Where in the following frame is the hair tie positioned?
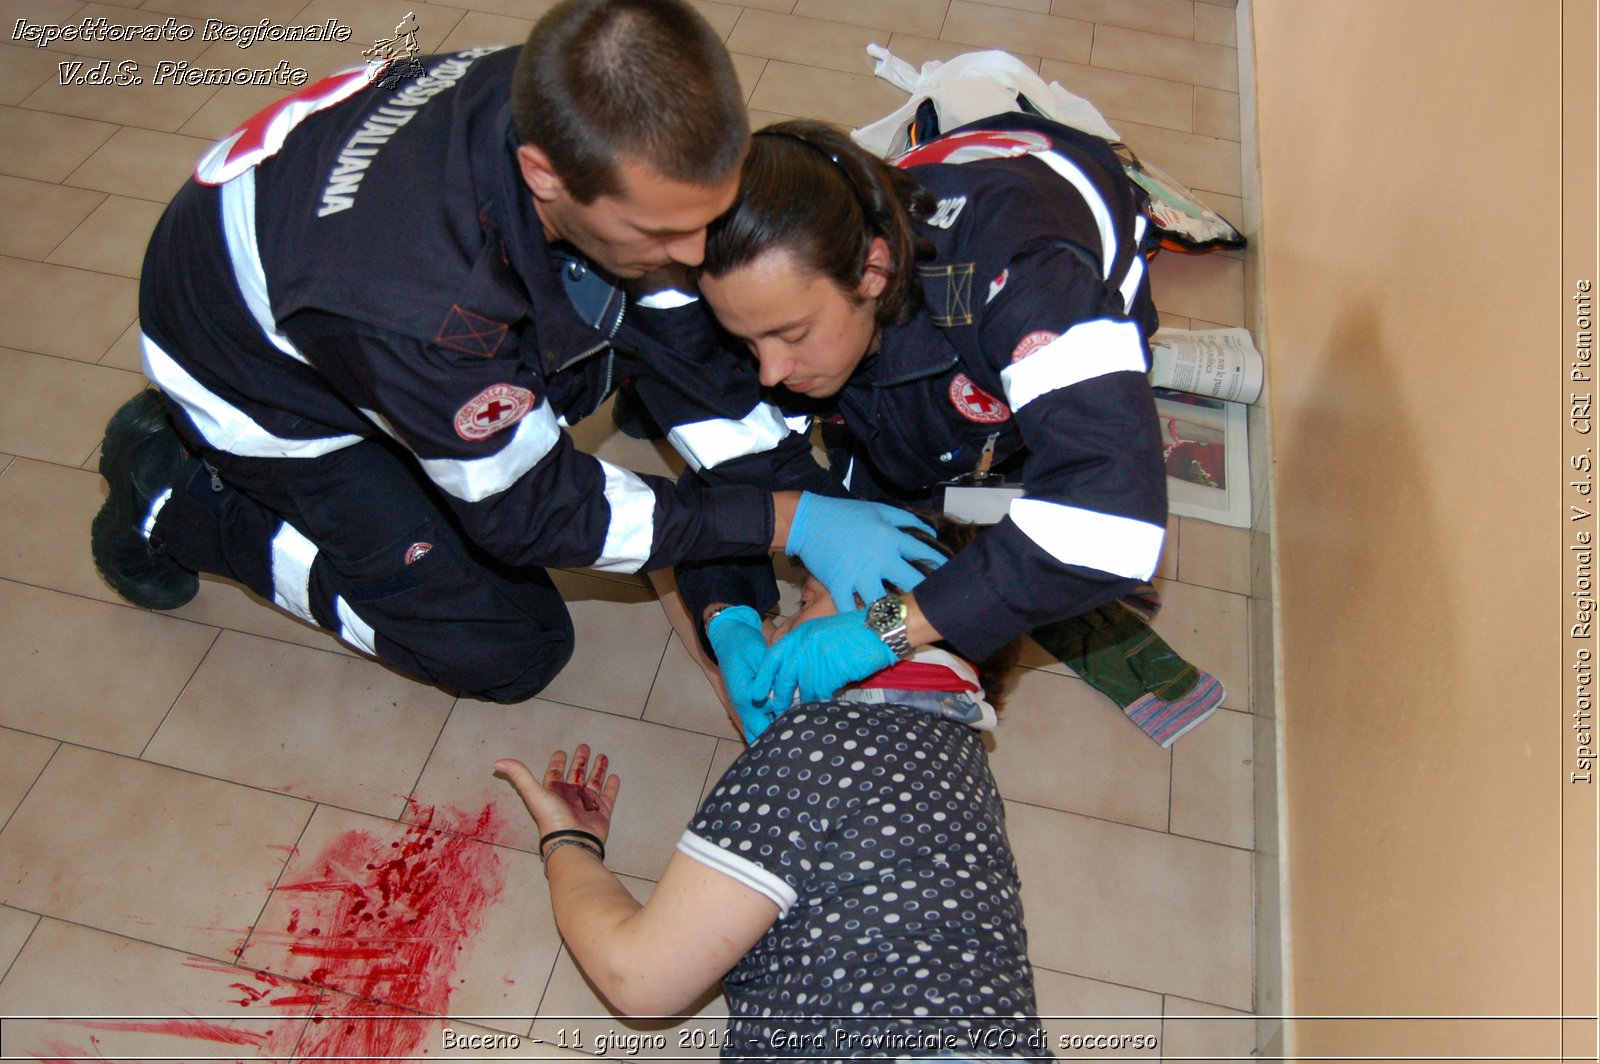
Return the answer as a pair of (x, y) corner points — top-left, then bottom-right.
(540, 828), (606, 862)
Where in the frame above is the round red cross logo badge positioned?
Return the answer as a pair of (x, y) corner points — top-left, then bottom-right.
(1011, 330), (1059, 363)
(455, 383), (535, 441)
(949, 374), (1011, 424)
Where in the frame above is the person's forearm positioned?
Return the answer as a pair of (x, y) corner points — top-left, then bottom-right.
(901, 591), (944, 648)
(543, 846), (657, 1013)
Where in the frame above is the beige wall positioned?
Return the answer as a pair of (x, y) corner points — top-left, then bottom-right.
(1250, 1), (1587, 1057)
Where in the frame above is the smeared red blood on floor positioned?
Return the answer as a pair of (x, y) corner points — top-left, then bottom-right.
(27, 803), (509, 1062)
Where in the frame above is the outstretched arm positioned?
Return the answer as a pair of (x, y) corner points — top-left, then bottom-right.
(494, 748), (779, 1017)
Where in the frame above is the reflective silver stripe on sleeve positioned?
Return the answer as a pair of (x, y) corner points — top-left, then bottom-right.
(676, 831), (796, 916)
(270, 521), (319, 623)
(1000, 319), (1146, 412)
(590, 460), (658, 573)
(1118, 252), (1146, 314)
(334, 596), (378, 656)
(142, 334), (362, 458)
(415, 403), (561, 502)
(667, 402), (793, 472)
(1034, 149), (1116, 280)
(219, 169), (307, 363)
(1007, 498), (1164, 580)
(633, 288), (698, 309)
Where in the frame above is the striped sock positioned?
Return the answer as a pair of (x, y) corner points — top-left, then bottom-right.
(1124, 670), (1225, 748)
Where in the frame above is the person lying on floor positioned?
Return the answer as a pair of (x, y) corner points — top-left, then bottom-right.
(495, 517), (1050, 1060)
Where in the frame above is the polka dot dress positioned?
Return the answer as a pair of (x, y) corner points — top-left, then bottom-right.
(679, 700), (1047, 1061)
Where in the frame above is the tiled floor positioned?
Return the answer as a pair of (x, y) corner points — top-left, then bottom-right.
(0, 0), (1258, 1059)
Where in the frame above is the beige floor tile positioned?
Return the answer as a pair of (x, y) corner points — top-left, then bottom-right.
(968, 0), (1051, 11)
(539, 570), (671, 717)
(45, 194), (165, 276)
(0, 351), (143, 463)
(414, 697), (719, 882)
(0, 579), (219, 753)
(143, 0), (321, 21)
(730, 51), (769, 100)
(1117, 118), (1241, 197)
(1169, 706), (1252, 849)
(22, 58), (216, 134)
(29, 4), (210, 64)
(1150, 577), (1248, 711)
(727, 9), (881, 76)
(437, 10), (538, 52)
(1157, 514), (1181, 579)
(1148, 245), (1244, 324)
(7, 0), (84, 23)
(1031, 967), (1161, 1059)
(0, 106), (119, 183)
(0, 175), (106, 259)
(1005, 800), (1252, 1008)
(144, 629), (454, 816)
(175, 576), (365, 653)
(1176, 514), (1251, 593)
(699, 736), (746, 805)
(0, 919), (310, 1060)
(1038, 59), (1193, 133)
(1193, 85), (1239, 141)
(1091, 24), (1236, 92)
(0, 906), (41, 978)
(0, 745), (312, 959)
(791, 0), (950, 39)
(0, 44), (66, 107)
(186, 0), (467, 77)
(642, 631), (742, 741)
(1050, 0), (1194, 40)
(62, 125), (214, 200)
(176, 80), (301, 140)
(747, 105), (800, 130)
(884, 32), (1043, 72)
(0, 459), (144, 602)
(690, 0), (744, 39)
(1193, 2), (1237, 47)
(0, 728), (57, 825)
(747, 59), (909, 127)
(1162, 994), (1256, 1059)
(237, 804), (555, 1033)
(100, 317), (144, 369)
(940, 1), (1092, 66)
(0, 257), (138, 361)
(988, 666), (1172, 829)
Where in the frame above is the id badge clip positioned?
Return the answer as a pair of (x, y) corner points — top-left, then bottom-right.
(939, 433), (1022, 525)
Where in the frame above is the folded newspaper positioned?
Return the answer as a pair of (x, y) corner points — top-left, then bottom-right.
(1149, 327), (1264, 404)
(1147, 328), (1262, 528)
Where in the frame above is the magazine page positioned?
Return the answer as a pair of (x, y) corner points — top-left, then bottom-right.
(1149, 327), (1264, 405)
(1154, 387), (1251, 528)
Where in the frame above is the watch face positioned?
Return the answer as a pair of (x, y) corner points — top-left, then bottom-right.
(868, 596), (906, 631)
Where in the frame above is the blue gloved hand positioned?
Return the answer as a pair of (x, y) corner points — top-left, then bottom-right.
(706, 605), (781, 743)
(753, 608), (897, 710)
(785, 492), (949, 609)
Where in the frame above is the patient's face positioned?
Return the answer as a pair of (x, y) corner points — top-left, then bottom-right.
(768, 574), (839, 643)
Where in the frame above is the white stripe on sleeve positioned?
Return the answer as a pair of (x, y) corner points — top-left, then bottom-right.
(270, 521), (319, 623)
(334, 596), (378, 656)
(676, 831), (796, 916)
(633, 288), (698, 309)
(1000, 319), (1146, 412)
(142, 334), (362, 459)
(219, 170), (308, 363)
(1008, 498), (1164, 580)
(416, 404), (561, 502)
(668, 402), (794, 472)
(590, 460), (658, 573)
(1034, 149), (1116, 279)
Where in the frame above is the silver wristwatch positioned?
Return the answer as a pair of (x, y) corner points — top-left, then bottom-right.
(864, 594), (913, 659)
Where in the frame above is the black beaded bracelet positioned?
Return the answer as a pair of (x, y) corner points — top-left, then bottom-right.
(540, 828), (605, 862)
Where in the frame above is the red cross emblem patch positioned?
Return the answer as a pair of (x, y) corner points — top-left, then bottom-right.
(455, 383), (535, 441)
(949, 374), (1011, 424)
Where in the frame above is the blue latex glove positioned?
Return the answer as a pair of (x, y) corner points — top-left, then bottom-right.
(785, 492), (950, 609)
(753, 608), (897, 711)
(706, 606), (782, 743)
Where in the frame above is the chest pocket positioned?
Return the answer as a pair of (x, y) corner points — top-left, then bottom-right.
(864, 370), (1024, 489)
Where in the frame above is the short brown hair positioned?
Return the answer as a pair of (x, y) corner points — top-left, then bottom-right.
(512, 0), (749, 203)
